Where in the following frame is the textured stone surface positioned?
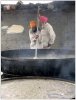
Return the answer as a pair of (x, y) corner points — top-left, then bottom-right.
(1, 79), (75, 99)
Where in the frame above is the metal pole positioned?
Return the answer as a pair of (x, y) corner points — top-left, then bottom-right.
(34, 6), (40, 59)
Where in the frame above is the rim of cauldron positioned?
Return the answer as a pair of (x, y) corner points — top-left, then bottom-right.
(1, 74), (75, 84)
(1, 56), (75, 61)
(1, 48), (75, 51)
(1, 49), (75, 60)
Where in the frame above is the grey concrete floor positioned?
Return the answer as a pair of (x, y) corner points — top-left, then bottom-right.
(1, 9), (75, 51)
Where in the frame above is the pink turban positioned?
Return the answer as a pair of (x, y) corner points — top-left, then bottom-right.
(39, 16), (48, 23)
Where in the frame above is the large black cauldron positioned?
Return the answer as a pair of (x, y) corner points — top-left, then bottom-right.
(1, 49), (75, 82)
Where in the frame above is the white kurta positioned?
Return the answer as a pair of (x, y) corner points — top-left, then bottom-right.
(29, 29), (42, 49)
(39, 23), (56, 48)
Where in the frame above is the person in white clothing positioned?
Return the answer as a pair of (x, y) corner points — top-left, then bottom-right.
(29, 20), (41, 49)
(39, 16), (56, 48)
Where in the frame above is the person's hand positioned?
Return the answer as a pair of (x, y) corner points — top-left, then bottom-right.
(43, 44), (51, 49)
(33, 34), (39, 40)
(35, 35), (39, 39)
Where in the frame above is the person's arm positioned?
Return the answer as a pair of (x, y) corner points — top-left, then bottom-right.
(36, 31), (42, 43)
(29, 30), (38, 42)
(29, 30), (35, 41)
(48, 25), (56, 45)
